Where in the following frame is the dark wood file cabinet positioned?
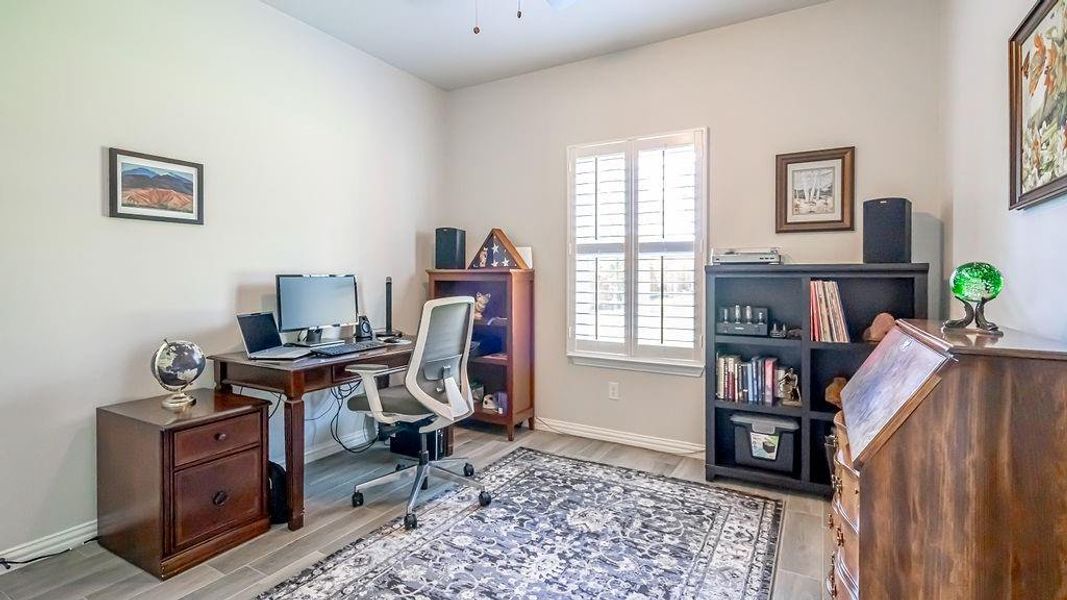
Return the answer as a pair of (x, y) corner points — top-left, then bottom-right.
(97, 388), (270, 579)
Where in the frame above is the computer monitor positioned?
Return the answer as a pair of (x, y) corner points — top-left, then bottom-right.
(276, 274), (358, 345)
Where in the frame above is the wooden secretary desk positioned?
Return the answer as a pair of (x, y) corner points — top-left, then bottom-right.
(827, 320), (1067, 599)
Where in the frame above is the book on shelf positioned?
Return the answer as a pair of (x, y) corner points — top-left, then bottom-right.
(810, 280), (851, 343)
(715, 353), (781, 405)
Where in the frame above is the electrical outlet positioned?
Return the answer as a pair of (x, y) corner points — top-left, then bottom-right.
(607, 382), (620, 401)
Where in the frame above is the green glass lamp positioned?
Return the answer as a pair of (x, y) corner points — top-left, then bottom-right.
(942, 262), (1003, 336)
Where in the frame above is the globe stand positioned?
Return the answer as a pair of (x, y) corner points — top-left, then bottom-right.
(942, 298), (1003, 337)
(161, 385), (197, 410)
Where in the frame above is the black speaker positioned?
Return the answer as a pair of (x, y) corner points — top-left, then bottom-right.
(435, 227), (466, 269)
(863, 198), (912, 263)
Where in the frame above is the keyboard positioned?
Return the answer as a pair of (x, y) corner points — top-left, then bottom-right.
(313, 339), (387, 357)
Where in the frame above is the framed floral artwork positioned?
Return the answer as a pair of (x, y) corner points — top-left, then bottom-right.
(1011, 0), (1067, 210)
(775, 147), (855, 232)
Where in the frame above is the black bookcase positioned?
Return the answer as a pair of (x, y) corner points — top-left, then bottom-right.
(704, 263), (929, 494)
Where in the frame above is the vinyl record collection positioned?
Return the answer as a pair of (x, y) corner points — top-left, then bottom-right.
(810, 280), (851, 343)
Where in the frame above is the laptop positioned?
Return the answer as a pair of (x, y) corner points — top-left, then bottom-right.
(236, 312), (312, 360)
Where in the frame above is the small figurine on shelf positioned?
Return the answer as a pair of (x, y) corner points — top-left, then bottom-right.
(778, 368), (802, 407)
(825, 376), (848, 408)
(473, 292), (491, 321)
(863, 312), (895, 342)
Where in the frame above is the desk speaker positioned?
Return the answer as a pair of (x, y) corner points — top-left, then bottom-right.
(863, 198), (911, 263)
(435, 228), (466, 269)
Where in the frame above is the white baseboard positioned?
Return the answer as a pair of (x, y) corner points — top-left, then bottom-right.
(303, 429), (376, 463)
(535, 417), (705, 456)
(1, 429), (376, 575)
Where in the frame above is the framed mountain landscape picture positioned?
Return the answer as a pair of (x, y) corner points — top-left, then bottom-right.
(1011, 0), (1067, 210)
(109, 148), (203, 224)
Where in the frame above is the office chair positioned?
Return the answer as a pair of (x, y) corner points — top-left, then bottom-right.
(344, 296), (491, 530)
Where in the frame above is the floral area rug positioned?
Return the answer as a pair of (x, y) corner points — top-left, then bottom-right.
(259, 447), (782, 600)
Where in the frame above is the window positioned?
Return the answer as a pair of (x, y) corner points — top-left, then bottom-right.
(566, 129), (706, 376)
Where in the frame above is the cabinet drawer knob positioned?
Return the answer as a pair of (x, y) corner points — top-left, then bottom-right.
(212, 491), (229, 506)
(214, 432), (228, 442)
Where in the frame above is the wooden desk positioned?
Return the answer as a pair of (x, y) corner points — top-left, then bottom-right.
(827, 320), (1067, 598)
(209, 340), (414, 531)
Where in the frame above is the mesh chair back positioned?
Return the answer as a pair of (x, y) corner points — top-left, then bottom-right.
(405, 297), (475, 421)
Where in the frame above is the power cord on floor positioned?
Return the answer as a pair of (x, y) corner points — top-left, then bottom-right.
(0, 537), (100, 571)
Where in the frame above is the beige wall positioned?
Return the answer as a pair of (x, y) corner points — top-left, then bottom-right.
(0, 0), (445, 551)
(944, 0), (1067, 339)
(443, 0), (948, 448)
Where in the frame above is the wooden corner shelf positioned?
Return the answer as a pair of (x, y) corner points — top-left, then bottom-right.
(428, 269), (534, 440)
(705, 263), (929, 496)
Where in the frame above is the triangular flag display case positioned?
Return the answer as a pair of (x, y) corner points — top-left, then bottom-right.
(468, 228), (530, 270)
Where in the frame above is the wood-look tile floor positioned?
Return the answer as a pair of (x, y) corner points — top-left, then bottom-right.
(0, 425), (831, 600)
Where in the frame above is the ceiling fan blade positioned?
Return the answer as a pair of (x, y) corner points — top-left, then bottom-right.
(544, 0), (580, 9)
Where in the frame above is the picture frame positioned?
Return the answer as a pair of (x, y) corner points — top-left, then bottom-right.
(1010, 0), (1067, 210)
(775, 147), (855, 233)
(109, 148), (204, 225)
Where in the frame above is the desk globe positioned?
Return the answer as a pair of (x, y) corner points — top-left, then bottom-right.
(151, 339), (206, 409)
(943, 262), (1003, 335)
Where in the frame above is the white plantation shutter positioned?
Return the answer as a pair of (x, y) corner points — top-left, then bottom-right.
(571, 143), (629, 355)
(567, 129), (706, 374)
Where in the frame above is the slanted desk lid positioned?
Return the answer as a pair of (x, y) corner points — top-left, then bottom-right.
(841, 326), (950, 468)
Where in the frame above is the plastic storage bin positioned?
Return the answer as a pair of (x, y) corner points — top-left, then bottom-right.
(730, 414), (799, 473)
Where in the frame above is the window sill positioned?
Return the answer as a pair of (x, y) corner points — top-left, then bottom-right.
(567, 353), (705, 377)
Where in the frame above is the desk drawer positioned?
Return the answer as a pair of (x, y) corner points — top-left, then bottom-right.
(174, 413), (260, 467)
(834, 451), (860, 528)
(827, 552), (859, 600)
(831, 501), (859, 586)
(172, 448), (263, 549)
(833, 411), (852, 465)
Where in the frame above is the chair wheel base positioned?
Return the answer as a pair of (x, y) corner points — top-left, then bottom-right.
(404, 513), (418, 530)
(463, 463), (475, 477)
(351, 491), (364, 508)
(478, 490), (492, 507)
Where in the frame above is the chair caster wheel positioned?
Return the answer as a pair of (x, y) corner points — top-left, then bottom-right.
(404, 513), (418, 530)
(478, 491), (492, 507)
(463, 463), (475, 477)
(351, 491), (364, 508)
(395, 464), (404, 472)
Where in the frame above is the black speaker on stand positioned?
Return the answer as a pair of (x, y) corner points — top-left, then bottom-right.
(435, 227), (466, 269)
(378, 277), (402, 338)
(863, 198), (912, 264)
